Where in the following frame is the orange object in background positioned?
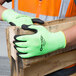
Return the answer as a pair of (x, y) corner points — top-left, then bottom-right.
(12, 0), (14, 9)
(64, 64), (76, 69)
(12, 0), (61, 16)
(36, 0), (43, 18)
(12, 0), (76, 18)
(66, 0), (76, 17)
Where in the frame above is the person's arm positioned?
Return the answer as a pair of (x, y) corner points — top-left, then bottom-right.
(0, 0), (6, 5)
(0, 5), (7, 20)
(0, 5), (44, 26)
(0, 0), (7, 20)
(0, 0), (12, 20)
(64, 25), (76, 47)
(0, 0), (11, 5)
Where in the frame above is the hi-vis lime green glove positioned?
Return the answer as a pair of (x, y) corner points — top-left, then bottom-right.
(2, 9), (44, 27)
(14, 25), (66, 58)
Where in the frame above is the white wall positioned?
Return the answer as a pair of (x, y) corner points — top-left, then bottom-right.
(0, 22), (10, 57)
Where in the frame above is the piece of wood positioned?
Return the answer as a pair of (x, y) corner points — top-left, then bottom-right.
(6, 16), (76, 76)
(6, 20), (76, 66)
(23, 50), (76, 76)
(6, 20), (76, 61)
(11, 57), (17, 76)
(44, 16), (76, 26)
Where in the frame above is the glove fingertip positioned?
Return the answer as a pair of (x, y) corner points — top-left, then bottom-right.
(19, 54), (25, 58)
(22, 24), (31, 30)
(14, 45), (17, 49)
(9, 22), (16, 26)
(14, 35), (21, 40)
(32, 18), (44, 24)
(17, 52), (20, 57)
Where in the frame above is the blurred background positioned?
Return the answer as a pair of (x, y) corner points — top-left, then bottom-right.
(0, 2), (12, 76)
(0, 2), (12, 57)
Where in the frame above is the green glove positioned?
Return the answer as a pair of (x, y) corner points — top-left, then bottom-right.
(2, 9), (44, 27)
(14, 25), (66, 58)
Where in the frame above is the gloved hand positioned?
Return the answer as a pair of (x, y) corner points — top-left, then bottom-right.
(14, 25), (66, 58)
(2, 9), (44, 27)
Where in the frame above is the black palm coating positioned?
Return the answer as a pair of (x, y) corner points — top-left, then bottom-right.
(17, 53), (29, 59)
(22, 25), (37, 33)
(32, 18), (44, 24)
(14, 45), (16, 49)
(14, 35), (21, 40)
(22, 24), (31, 30)
(13, 40), (24, 44)
(9, 22), (16, 26)
(13, 41), (15, 44)
(14, 44), (21, 48)
(18, 52), (27, 54)
(13, 40), (22, 44)
(17, 52), (19, 57)
(14, 45), (27, 54)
